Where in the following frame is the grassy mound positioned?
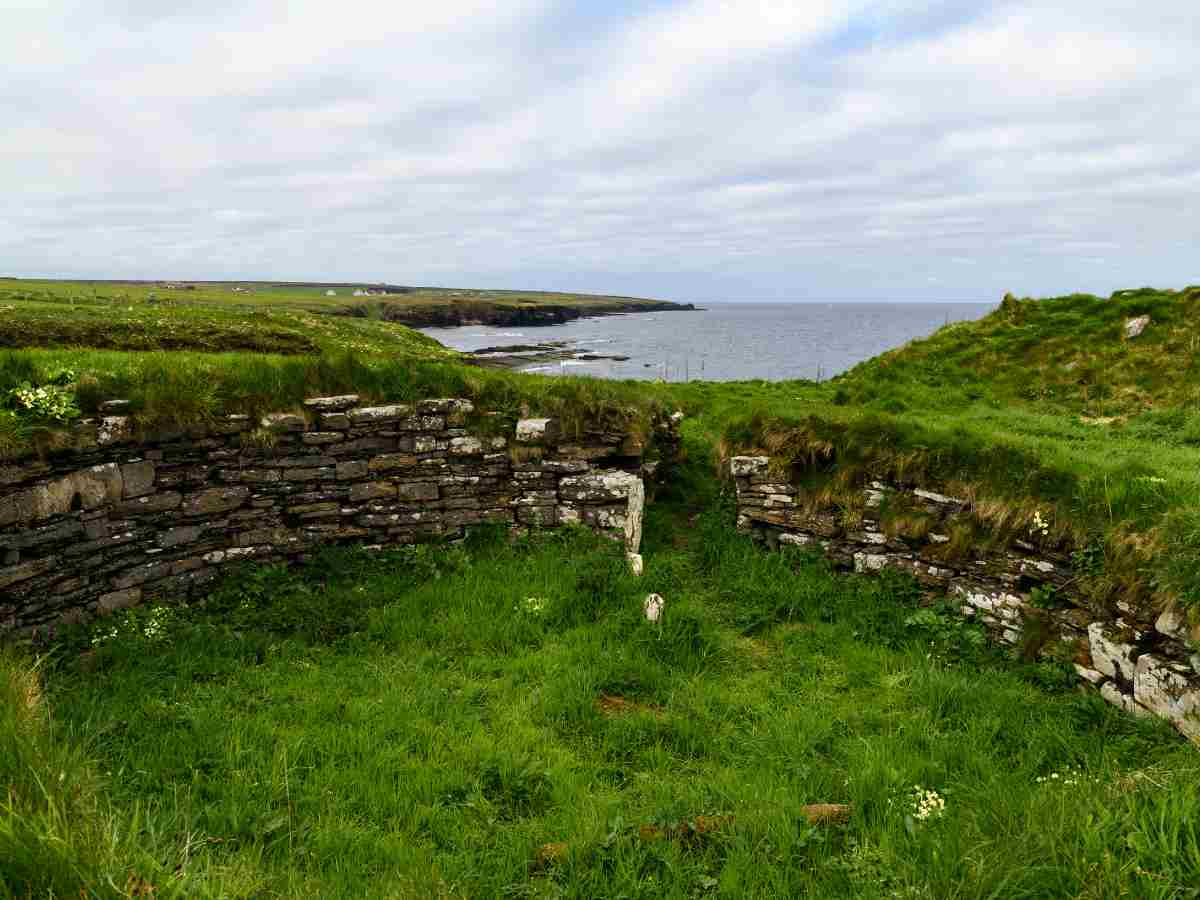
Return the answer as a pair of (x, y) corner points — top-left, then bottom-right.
(715, 287), (1200, 617)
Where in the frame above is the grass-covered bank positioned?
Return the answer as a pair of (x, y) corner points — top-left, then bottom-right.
(708, 287), (1200, 618)
(0, 349), (675, 459)
(5, 495), (1199, 898)
(0, 279), (685, 458)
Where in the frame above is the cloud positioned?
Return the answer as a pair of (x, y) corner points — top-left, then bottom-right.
(1, 0), (1197, 300)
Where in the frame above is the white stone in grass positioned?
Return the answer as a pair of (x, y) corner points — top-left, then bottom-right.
(1124, 315), (1151, 339)
(627, 552), (643, 576)
(643, 593), (664, 623)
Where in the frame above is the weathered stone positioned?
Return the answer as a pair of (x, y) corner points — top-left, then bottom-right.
(516, 418), (557, 443)
(397, 415), (445, 432)
(1155, 607), (1189, 641)
(559, 470), (641, 503)
(0, 558), (56, 589)
(159, 525), (205, 549)
(115, 491), (183, 515)
(368, 453), (419, 472)
(286, 467), (335, 482)
(182, 486), (250, 516)
(120, 461), (156, 498)
(448, 436), (484, 456)
(221, 468), (281, 484)
(624, 475), (644, 554)
(98, 416), (133, 446)
(321, 413), (351, 430)
(417, 398), (474, 418)
(274, 455), (337, 468)
(627, 552), (643, 576)
(397, 482), (439, 501)
(99, 399), (131, 413)
(349, 481), (397, 503)
(336, 460), (369, 481)
(303, 394), (359, 412)
(729, 456), (769, 477)
(349, 404), (411, 425)
(302, 432), (346, 445)
(1088, 622), (1137, 683)
(1124, 315), (1151, 339)
(556, 445), (616, 461)
(261, 412), (306, 432)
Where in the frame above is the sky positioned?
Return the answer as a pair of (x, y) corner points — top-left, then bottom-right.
(2, 0), (1197, 302)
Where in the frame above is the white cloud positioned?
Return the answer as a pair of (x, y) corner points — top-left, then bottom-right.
(1, 0), (1197, 299)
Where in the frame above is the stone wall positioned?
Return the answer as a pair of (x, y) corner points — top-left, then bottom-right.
(730, 455), (1200, 744)
(1, 396), (673, 635)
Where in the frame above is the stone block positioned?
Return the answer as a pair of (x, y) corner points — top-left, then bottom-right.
(120, 461), (156, 499)
(397, 482), (439, 501)
(1088, 622), (1137, 683)
(349, 482), (397, 503)
(558, 471), (640, 503)
(182, 486), (250, 516)
(729, 456), (769, 477)
(448, 436), (484, 456)
(336, 460), (369, 481)
(368, 453), (419, 472)
(115, 491), (183, 516)
(221, 468), (281, 484)
(274, 455), (337, 468)
(349, 404), (411, 425)
(0, 558), (56, 590)
(321, 413), (351, 430)
(159, 525), (205, 549)
(302, 432), (346, 445)
(261, 413), (306, 432)
(304, 394), (359, 412)
(98, 416), (133, 446)
(286, 467), (335, 482)
(516, 418), (557, 443)
(397, 415), (445, 432)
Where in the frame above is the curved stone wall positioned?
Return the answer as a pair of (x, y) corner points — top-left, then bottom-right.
(1, 396), (668, 636)
(730, 455), (1200, 744)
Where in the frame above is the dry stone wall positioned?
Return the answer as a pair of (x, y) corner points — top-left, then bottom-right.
(1, 396), (671, 636)
(731, 455), (1200, 744)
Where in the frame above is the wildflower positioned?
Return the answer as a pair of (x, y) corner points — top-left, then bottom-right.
(517, 596), (547, 615)
(904, 785), (945, 822)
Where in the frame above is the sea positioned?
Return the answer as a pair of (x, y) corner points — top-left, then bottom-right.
(420, 302), (995, 382)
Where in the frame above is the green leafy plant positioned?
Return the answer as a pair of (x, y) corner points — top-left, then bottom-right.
(6, 381), (80, 422)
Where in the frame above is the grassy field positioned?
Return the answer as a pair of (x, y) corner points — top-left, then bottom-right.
(5, 444), (1198, 898)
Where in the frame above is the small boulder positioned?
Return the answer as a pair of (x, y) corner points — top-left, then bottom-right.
(627, 552), (643, 576)
(643, 593), (664, 622)
(1124, 315), (1151, 339)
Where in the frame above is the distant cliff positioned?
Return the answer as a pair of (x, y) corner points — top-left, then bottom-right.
(341, 298), (696, 328)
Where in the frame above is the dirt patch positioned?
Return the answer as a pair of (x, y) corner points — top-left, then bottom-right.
(596, 694), (665, 719)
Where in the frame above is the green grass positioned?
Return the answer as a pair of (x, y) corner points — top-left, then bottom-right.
(3, 431), (1199, 898)
(701, 287), (1200, 618)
